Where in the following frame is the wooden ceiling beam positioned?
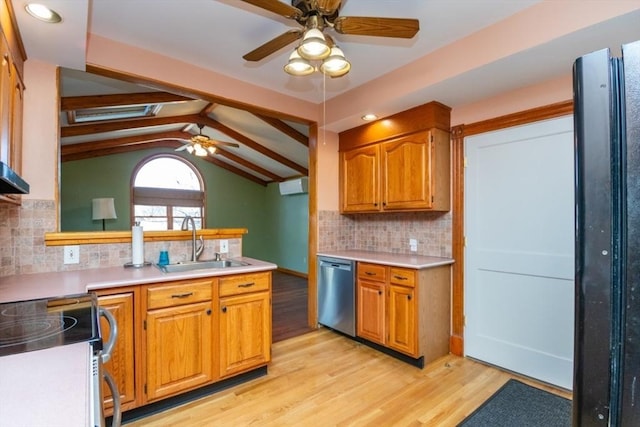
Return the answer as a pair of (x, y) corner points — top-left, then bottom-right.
(60, 113), (203, 137)
(62, 140), (181, 162)
(254, 113), (308, 147)
(198, 115), (308, 176)
(61, 131), (187, 155)
(61, 92), (193, 111)
(201, 156), (268, 186)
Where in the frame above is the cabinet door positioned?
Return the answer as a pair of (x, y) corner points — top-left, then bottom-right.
(97, 292), (136, 415)
(219, 291), (271, 378)
(388, 284), (418, 356)
(0, 36), (11, 166)
(341, 145), (380, 212)
(381, 132), (432, 210)
(146, 301), (213, 401)
(356, 279), (386, 345)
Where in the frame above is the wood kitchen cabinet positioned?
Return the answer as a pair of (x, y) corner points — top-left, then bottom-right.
(218, 272), (271, 378)
(144, 279), (214, 401)
(340, 129), (450, 213)
(356, 262), (451, 366)
(0, 0), (26, 205)
(96, 288), (138, 416)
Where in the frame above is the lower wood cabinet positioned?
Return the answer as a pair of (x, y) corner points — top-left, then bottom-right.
(94, 270), (272, 414)
(218, 272), (272, 378)
(356, 262), (451, 365)
(144, 279), (214, 401)
(96, 289), (138, 416)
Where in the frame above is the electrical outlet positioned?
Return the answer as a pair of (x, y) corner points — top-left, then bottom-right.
(409, 238), (418, 252)
(64, 245), (80, 264)
(220, 239), (229, 254)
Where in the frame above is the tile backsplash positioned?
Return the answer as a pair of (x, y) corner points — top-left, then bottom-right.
(1, 199), (241, 277)
(318, 210), (452, 258)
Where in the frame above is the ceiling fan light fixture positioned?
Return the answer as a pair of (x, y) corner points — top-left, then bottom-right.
(186, 145), (194, 154)
(297, 28), (330, 60)
(284, 50), (315, 76)
(207, 146), (217, 155)
(320, 46), (351, 77)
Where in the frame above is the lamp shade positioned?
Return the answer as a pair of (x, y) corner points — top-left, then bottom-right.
(320, 46), (351, 77)
(92, 198), (117, 220)
(284, 50), (315, 76)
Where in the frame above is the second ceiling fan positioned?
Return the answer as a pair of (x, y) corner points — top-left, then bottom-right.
(241, 0), (420, 67)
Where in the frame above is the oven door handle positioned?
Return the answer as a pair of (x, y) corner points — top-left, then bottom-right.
(99, 307), (118, 364)
(103, 371), (121, 427)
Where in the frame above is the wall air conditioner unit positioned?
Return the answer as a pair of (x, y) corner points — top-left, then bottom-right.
(279, 177), (308, 195)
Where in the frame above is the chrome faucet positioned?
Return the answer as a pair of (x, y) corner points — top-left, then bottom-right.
(180, 215), (204, 262)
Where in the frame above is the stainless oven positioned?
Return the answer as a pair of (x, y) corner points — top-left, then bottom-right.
(91, 307), (121, 427)
(0, 293), (121, 427)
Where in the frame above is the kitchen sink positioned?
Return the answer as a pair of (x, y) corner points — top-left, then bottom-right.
(157, 259), (249, 273)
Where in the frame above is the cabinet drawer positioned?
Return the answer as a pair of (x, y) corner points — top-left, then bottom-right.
(358, 263), (387, 282)
(389, 268), (416, 287)
(147, 280), (213, 310)
(219, 272), (270, 297)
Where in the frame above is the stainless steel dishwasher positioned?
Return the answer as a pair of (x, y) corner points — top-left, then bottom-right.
(317, 255), (356, 337)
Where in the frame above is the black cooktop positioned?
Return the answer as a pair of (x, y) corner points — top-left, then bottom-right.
(0, 293), (101, 357)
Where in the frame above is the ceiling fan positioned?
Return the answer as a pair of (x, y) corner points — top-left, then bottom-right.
(175, 124), (240, 157)
(242, 0), (420, 62)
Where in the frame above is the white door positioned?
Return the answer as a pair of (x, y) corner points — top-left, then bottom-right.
(464, 116), (574, 389)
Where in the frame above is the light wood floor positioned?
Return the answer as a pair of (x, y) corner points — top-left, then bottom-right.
(127, 329), (571, 426)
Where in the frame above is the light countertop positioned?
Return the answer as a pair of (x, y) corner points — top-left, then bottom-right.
(316, 250), (454, 269)
(0, 256), (277, 303)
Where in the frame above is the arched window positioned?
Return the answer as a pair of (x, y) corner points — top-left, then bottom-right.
(131, 155), (205, 230)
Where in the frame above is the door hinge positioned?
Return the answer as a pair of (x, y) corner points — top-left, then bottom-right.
(144, 383), (147, 394)
(431, 195), (434, 203)
(143, 319), (147, 330)
(464, 157), (468, 168)
(430, 133), (434, 143)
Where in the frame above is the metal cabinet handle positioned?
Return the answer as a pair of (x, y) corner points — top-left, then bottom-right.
(238, 282), (255, 288)
(206, 309), (212, 315)
(99, 307), (117, 364)
(393, 275), (408, 280)
(171, 292), (193, 299)
(222, 306), (227, 313)
(407, 295), (412, 300)
(365, 271), (376, 276)
(378, 290), (383, 295)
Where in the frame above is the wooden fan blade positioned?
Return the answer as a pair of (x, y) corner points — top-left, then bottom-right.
(334, 16), (419, 39)
(243, 29), (303, 61)
(241, 0), (302, 19)
(174, 144), (190, 152)
(213, 141), (240, 148)
(316, 0), (342, 15)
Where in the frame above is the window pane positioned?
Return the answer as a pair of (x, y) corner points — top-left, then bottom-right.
(134, 158), (200, 190)
(173, 216), (202, 231)
(173, 206), (201, 217)
(135, 205), (167, 216)
(135, 217), (168, 231)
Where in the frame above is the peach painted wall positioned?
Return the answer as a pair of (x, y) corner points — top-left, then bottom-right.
(316, 130), (339, 211)
(22, 60), (58, 201)
(451, 74), (573, 126)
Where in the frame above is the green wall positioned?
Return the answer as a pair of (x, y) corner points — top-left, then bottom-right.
(60, 147), (309, 273)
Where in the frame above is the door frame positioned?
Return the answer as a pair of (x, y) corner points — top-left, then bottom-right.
(449, 100), (573, 356)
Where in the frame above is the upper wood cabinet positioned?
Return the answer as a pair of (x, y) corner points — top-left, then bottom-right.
(339, 102), (451, 214)
(0, 0), (27, 205)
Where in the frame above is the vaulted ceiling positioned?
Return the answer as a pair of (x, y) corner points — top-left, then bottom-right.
(58, 67), (310, 186)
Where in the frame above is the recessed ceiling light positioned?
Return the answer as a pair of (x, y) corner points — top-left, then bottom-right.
(25, 3), (62, 23)
(361, 114), (378, 121)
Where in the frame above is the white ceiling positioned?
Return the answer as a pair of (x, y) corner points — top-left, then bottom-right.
(12, 1), (640, 117)
(13, 0), (546, 105)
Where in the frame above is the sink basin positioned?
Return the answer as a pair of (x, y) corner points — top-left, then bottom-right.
(157, 259), (249, 273)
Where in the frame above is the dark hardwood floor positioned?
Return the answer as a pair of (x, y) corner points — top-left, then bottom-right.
(271, 270), (314, 343)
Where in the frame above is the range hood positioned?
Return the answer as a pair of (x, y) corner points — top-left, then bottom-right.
(0, 161), (29, 194)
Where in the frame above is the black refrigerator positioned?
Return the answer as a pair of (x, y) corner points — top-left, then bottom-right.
(574, 40), (640, 426)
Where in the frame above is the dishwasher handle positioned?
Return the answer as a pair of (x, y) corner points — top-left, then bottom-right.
(319, 259), (353, 271)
